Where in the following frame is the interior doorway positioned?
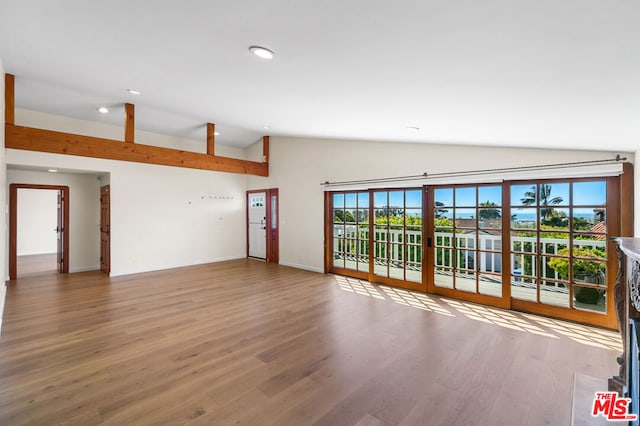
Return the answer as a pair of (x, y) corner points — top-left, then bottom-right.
(247, 188), (279, 263)
(100, 185), (110, 274)
(9, 184), (70, 280)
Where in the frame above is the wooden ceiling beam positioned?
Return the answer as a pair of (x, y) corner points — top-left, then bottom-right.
(3, 73), (270, 177)
(207, 123), (215, 156)
(5, 124), (269, 176)
(5, 73), (14, 125)
(124, 103), (135, 143)
(263, 135), (269, 163)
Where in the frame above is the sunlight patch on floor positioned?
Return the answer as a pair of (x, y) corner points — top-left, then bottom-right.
(440, 298), (559, 338)
(521, 314), (623, 352)
(332, 275), (622, 352)
(335, 276), (385, 300)
(380, 286), (455, 317)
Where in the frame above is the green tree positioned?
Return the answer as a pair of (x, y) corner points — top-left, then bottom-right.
(434, 217), (454, 227)
(547, 247), (606, 279)
(521, 184), (563, 219)
(541, 209), (569, 228)
(334, 210), (355, 223)
(434, 201), (448, 219)
(478, 201), (501, 219)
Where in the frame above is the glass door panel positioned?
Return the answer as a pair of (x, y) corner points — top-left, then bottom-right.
(372, 189), (423, 284)
(432, 184), (503, 298)
(331, 191), (369, 273)
(510, 180), (609, 314)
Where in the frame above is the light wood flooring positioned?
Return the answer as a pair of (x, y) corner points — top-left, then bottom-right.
(0, 259), (621, 425)
(16, 253), (57, 278)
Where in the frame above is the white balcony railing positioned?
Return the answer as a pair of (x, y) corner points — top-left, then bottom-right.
(333, 226), (606, 279)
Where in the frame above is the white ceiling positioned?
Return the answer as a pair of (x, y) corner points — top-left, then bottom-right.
(0, 0), (638, 151)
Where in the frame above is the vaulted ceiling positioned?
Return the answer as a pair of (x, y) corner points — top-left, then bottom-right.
(1, 1), (638, 151)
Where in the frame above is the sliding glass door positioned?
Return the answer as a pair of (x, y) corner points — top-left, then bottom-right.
(331, 191), (369, 279)
(509, 179), (619, 326)
(328, 188), (425, 290)
(372, 189), (423, 286)
(427, 184), (508, 308)
(326, 174), (625, 328)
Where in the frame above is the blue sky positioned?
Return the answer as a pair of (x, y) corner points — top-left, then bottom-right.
(335, 181), (606, 209)
(434, 186), (502, 207)
(511, 181), (606, 206)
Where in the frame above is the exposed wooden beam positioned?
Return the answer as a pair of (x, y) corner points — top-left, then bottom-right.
(124, 103), (135, 143)
(207, 123), (215, 156)
(263, 135), (269, 163)
(5, 124), (269, 176)
(5, 73), (15, 125)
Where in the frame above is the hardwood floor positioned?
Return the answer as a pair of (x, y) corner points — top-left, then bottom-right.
(0, 259), (621, 425)
(16, 253), (57, 278)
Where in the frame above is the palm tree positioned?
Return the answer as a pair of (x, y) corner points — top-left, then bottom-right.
(478, 201), (501, 219)
(520, 184), (563, 219)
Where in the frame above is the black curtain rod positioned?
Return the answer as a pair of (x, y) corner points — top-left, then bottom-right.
(321, 155), (626, 187)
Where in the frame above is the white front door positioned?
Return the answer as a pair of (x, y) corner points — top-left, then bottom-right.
(248, 192), (267, 259)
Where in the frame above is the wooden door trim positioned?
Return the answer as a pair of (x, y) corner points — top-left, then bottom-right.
(267, 188), (279, 264)
(100, 185), (111, 274)
(246, 188), (279, 263)
(9, 184), (70, 280)
(324, 192), (332, 273)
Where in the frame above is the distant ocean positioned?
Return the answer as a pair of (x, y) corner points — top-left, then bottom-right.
(445, 212), (599, 221)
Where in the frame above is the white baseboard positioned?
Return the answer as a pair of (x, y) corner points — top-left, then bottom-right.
(69, 265), (100, 273)
(279, 261), (324, 274)
(109, 255), (246, 277)
(17, 251), (57, 256)
(0, 283), (6, 336)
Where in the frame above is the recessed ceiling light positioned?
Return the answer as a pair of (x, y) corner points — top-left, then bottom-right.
(127, 89), (141, 95)
(48, 169), (58, 173)
(263, 125), (271, 131)
(406, 126), (420, 132)
(249, 45), (275, 59)
(214, 131), (220, 136)
(97, 106), (109, 114)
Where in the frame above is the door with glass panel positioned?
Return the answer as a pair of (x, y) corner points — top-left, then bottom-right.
(331, 191), (370, 279)
(428, 184), (508, 308)
(371, 189), (424, 290)
(509, 179), (618, 328)
(329, 188), (424, 290)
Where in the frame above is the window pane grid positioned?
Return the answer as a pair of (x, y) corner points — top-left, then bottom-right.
(510, 180), (608, 313)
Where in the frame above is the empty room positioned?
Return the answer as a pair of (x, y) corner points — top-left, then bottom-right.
(0, 1), (639, 425)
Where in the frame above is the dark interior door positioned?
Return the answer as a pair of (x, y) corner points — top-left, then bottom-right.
(100, 185), (111, 274)
(57, 190), (64, 273)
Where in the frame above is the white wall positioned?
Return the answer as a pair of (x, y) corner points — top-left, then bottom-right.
(636, 150), (640, 238)
(248, 136), (634, 273)
(8, 169), (102, 272)
(0, 57), (7, 332)
(7, 110), (248, 277)
(16, 188), (58, 255)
